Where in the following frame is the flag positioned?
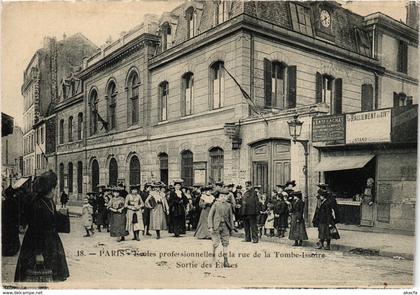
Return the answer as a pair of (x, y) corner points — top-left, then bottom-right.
(222, 64), (269, 125)
(94, 109), (109, 131)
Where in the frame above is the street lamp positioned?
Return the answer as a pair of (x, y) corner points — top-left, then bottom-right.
(287, 114), (310, 225)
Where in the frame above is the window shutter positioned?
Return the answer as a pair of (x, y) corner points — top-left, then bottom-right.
(264, 58), (272, 108)
(361, 84), (373, 111)
(315, 72), (322, 103)
(334, 78), (342, 114)
(287, 66), (297, 108)
(393, 92), (400, 107)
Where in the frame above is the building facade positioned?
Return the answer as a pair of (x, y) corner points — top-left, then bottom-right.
(54, 1), (418, 232)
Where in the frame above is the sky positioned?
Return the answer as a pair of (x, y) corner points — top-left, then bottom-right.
(1, 0), (409, 128)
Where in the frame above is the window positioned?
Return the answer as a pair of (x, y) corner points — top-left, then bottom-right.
(361, 84), (374, 111)
(68, 162), (73, 193)
(127, 71), (140, 126)
(129, 156), (141, 186)
(315, 72), (342, 115)
(77, 161), (83, 194)
(182, 72), (194, 116)
(107, 82), (117, 130)
(159, 153), (169, 185)
(109, 158), (118, 187)
(355, 28), (371, 56)
(397, 40), (408, 74)
(186, 7), (195, 39)
(181, 150), (193, 187)
(264, 60), (296, 109)
(211, 61), (225, 109)
(215, 1), (228, 25)
(161, 22), (172, 51)
(77, 113), (83, 140)
(209, 147), (224, 183)
(89, 90), (98, 135)
(68, 116), (73, 142)
(289, 3), (313, 36)
(393, 92), (413, 107)
(59, 163), (64, 192)
(159, 81), (168, 121)
(59, 119), (64, 144)
(91, 159), (99, 192)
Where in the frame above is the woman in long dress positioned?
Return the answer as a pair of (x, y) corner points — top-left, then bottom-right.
(288, 191), (308, 246)
(194, 186), (214, 239)
(145, 182), (169, 239)
(108, 190), (128, 242)
(14, 171), (69, 282)
(125, 186), (144, 241)
(168, 179), (189, 237)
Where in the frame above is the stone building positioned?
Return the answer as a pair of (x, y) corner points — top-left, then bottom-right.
(54, 1), (417, 232)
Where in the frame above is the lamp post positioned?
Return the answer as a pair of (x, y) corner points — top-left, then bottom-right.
(287, 114), (310, 225)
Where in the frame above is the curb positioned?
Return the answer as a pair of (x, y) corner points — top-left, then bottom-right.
(231, 232), (414, 261)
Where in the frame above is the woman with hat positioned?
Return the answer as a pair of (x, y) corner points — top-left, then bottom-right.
(125, 185), (144, 241)
(108, 189), (129, 242)
(14, 171), (69, 282)
(288, 191), (308, 246)
(140, 183), (152, 236)
(273, 188), (288, 238)
(194, 186), (214, 239)
(145, 182), (169, 239)
(168, 179), (189, 237)
(313, 190), (338, 250)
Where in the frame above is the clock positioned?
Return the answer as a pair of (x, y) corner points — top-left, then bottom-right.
(320, 10), (331, 28)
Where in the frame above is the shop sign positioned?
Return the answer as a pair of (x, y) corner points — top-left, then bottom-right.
(346, 109), (391, 144)
(312, 114), (345, 143)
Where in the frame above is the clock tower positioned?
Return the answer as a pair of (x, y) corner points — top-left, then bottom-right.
(313, 2), (337, 41)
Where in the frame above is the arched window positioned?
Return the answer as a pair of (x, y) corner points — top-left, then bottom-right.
(68, 116), (73, 142)
(68, 162), (73, 193)
(91, 159), (99, 192)
(159, 153), (169, 185)
(109, 158), (118, 187)
(77, 161), (83, 195)
(181, 150), (193, 187)
(77, 113), (83, 140)
(159, 81), (169, 121)
(107, 81), (117, 130)
(59, 119), (64, 144)
(89, 90), (98, 135)
(59, 163), (64, 192)
(127, 71), (139, 126)
(209, 147), (224, 183)
(186, 7), (195, 39)
(129, 156), (141, 186)
(182, 72), (194, 116)
(161, 22), (172, 51)
(210, 61), (225, 109)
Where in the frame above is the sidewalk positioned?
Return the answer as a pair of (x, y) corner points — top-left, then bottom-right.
(61, 205), (415, 260)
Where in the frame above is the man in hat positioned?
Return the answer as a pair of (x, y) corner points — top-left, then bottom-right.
(241, 181), (259, 243)
(212, 181), (223, 199)
(208, 188), (234, 267)
(141, 183), (152, 236)
(225, 183), (237, 211)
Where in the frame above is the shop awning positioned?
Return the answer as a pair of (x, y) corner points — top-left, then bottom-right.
(314, 154), (375, 172)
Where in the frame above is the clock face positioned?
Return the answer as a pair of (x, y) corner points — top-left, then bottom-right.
(320, 10), (331, 28)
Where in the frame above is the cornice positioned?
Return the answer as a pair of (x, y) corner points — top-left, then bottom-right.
(54, 93), (84, 112)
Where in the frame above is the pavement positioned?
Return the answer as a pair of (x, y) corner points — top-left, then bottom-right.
(61, 204), (415, 261)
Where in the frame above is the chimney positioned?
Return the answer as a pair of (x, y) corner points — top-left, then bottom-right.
(406, 1), (419, 30)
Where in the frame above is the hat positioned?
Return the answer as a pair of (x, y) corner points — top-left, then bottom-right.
(129, 184), (140, 190)
(317, 183), (329, 189)
(226, 183), (234, 188)
(236, 185), (242, 190)
(97, 184), (106, 188)
(215, 181), (224, 187)
(276, 184), (286, 189)
(144, 182), (152, 188)
(87, 192), (96, 196)
(193, 184), (201, 188)
(173, 179), (184, 185)
(285, 180), (296, 187)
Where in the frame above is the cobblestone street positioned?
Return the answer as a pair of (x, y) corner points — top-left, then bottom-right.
(2, 217), (413, 289)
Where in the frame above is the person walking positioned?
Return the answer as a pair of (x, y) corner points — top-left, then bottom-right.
(241, 181), (259, 243)
(273, 191), (288, 238)
(168, 179), (189, 237)
(125, 185), (144, 241)
(194, 186), (214, 239)
(146, 182), (169, 239)
(141, 183), (152, 236)
(60, 190), (68, 208)
(288, 191), (308, 246)
(108, 189), (128, 242)
(313, 190), (339, 250)
(82, 197), (94, 237)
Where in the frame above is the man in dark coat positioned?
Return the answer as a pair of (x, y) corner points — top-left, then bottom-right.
(60, 190), (68, 208)
(141, 183), (152, 236)
(241, 181), (259, 243)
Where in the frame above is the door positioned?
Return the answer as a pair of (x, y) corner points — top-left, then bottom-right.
(273, 160), (291, 188)
(91, 160), (99, 193)
(252, 162), (268, 194)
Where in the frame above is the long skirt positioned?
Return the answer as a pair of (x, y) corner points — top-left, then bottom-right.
(170, 214), (186, 236)
(288, 214), (308, 241)
(126, 209), (144, 232)
(96, 208), (108, 226)
(143, 208), (150, 228)
(149, 204), (167, 230)
(14, 229), (69, 282)
(109, 212), (128, 237)
(318, 223), (340, 240)
(194, 207), (211, 239)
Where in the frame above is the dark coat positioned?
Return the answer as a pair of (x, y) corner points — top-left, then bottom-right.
(288, 199), (308, 241)
(314, 199), (334, 226)
(2, 196), (20, 256)
(241, 189), (259, 216)
(168, 191), (189, 235)
(14, 196), (69, 282)
(60, 192), (68, 204)
(273, 198), (288, 229)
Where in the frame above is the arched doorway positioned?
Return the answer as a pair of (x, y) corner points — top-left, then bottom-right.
(129, 156), (141, 186)
(91, 159), (99, 192)
(249, 138), (291, 194)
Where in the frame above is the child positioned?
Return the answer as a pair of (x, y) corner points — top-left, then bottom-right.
(208, 189), (234, 268)
(264, 203), (275, 237)
(82, 197), (94, 237)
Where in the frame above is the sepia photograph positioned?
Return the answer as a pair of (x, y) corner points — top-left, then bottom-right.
(0, 0), (418, 291)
